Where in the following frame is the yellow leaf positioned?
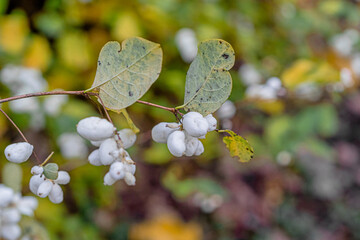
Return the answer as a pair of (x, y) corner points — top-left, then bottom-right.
(282, 59), (339, 89)
(119, 109), (140, 133)
(0, 12), (29, 54)
(23, 35), (52, 71)
(57, 30), (93, 71)
(220, 130), (254, 162)
(112, 12), (142, 41)
(129, 214), (203, 240)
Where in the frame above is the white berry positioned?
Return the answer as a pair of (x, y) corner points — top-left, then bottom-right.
(167, 131), (186, 157)
(205, 114), (217, 132)
(99, 138), (118, 165)
(124, 172), (136, 186)
(48, 183), (63, 204)
(37, 180), (53, 198)
(109, 162), (125, 180)
(104, 172), (116, 186)
(88, 149), (102, 166)
(77, 117), (116, 141)
(31, 166), (43, 175)
(151, 122), (179, 143)
(116, 128), (137, 149)
(182, 112), (209, 138)
(55, 171), (70, 185)
(4, 142), (33, 163)
(29, 175), (45, 195)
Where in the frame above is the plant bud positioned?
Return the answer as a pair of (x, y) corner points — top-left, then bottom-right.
(77, 117), (116, 141)
(88, 149), (102, 166)
(48, 183), (63, 204)
(4, 142), (33, 163)
(151, 122), (179, 143)
(182, 112), (209, 138)
(37, 180), (53, 198)
(167, 131), (186, 157)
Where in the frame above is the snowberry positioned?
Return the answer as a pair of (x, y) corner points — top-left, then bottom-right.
(124, 163), (136, 175)
(1, 224), (21, 240)
(29, 175), (45, 195)
(124, 172), (136, 186)
(55, 171), (70, 185)
(30, 166), (43, 175)
(0, 185), (14, 207)
(109, 162), (125, 180)
(90, 140), (103, 147)
(116, 128), (137, 149)
(151, 122), (179, 143)
(104, 172), (116, 186)
(77, 117), (116, 141)
(99, 138), (118, 165)
(184, 135), (200, 157)
(205, 114), (217, 132)
(194, 141), (204, 156)
(88, 149), (102, 166)
(182, 112), (209, 138)
(4, 142), (33, 163)
(37, 180), (53, 198)
(167, 131), (186, 157)
(48, 184), (63, 204)
(2, 208), (21, 223)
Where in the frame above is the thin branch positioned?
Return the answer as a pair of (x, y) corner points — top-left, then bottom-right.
(0, 90), (97, 104)
(0, 108), (41, 163)
(136, 100), (180, 114)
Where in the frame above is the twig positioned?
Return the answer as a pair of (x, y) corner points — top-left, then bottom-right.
(0, 108), (41, 163)
(0, 90), (98, 104)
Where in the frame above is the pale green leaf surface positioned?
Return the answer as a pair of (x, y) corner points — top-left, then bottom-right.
(2, 163), (22, 192)
(181, 39), (235, 115)
(221, 130), (254, 162)
(90, 37), (162, 110)
(43, 163), (59, 180)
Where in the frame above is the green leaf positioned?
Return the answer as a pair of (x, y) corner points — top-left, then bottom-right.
(179, 39), (235, 115)
(43, 163), (59, 180)
(89, 37), (163, 110)
(2, 163), (22, 192)
(220, 130), (254, 162)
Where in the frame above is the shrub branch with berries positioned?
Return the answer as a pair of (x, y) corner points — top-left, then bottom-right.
(0, 36), (253, 240)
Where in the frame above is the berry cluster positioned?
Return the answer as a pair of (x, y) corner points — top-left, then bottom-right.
(0, 185), (38, 240)
(29, 166), (70, 204)
(151, 112), (217, 157)
(77, 117), (137, 186)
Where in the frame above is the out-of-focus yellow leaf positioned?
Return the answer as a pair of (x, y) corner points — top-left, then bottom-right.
(112, 12), (142, 41)
(23, 35), (52, 71)
(129, 214), (203, 240)
(282, 59), (339, 89)
(119, 109), (140, 133)
(56, 30), (94, 71)
(255, 100), (285, 115)
(221, 130), (254, 162)
(0, 12), (29, 54)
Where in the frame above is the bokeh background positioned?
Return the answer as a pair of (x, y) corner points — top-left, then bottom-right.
(0, 0), (360, 239)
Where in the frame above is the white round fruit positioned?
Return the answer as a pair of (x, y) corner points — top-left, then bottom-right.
(4, 142), (33, 163)
(77, 117), (116, 141)
(167, 131), (186, 157)
(116, 128), (137, 149)
(182, 112), (209, 138)
(99, 138), (118, 165)
(151, 122), (179, 143)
